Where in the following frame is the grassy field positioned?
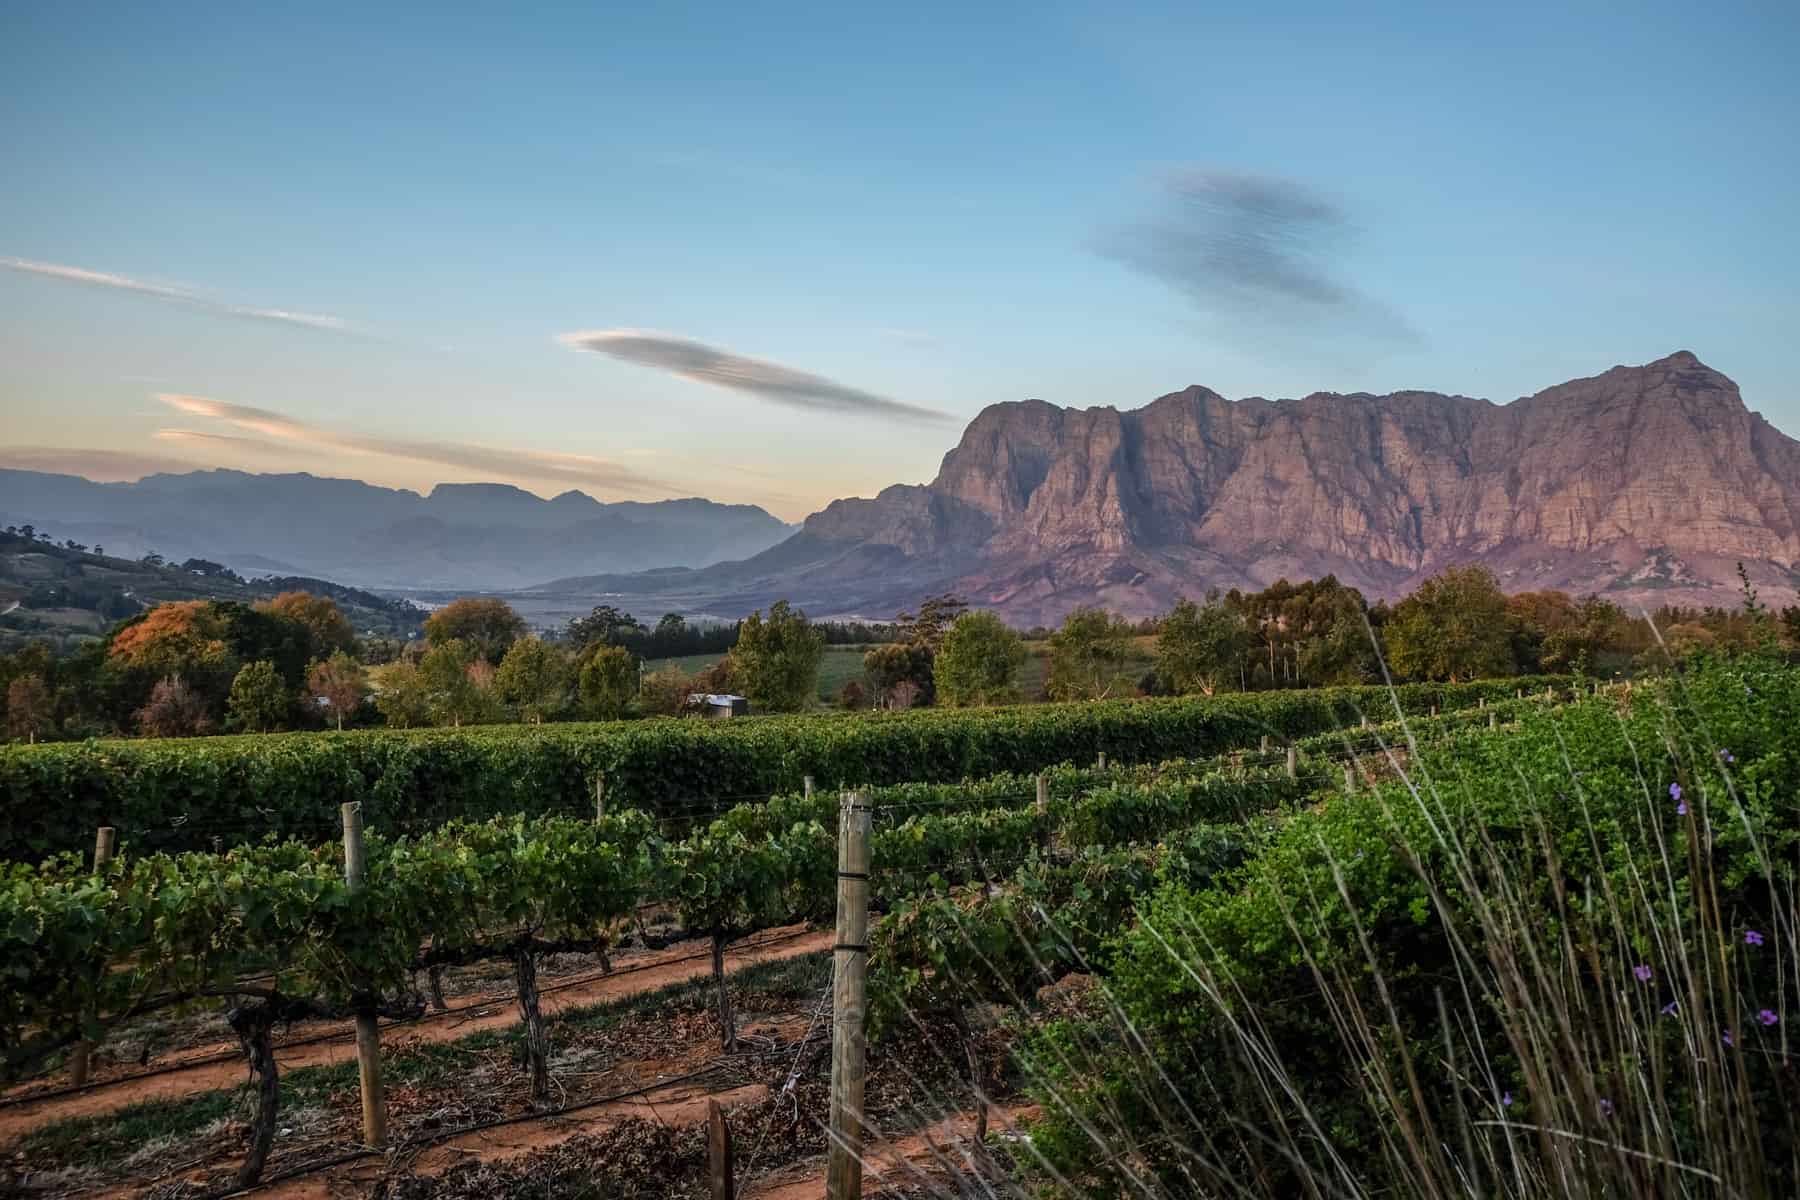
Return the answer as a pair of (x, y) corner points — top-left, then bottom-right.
(645, 636), (1160, 706)
(643, 644), (877, 704)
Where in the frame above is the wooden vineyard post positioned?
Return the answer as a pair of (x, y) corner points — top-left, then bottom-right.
(805, 774), (815, 802)
(1489, 711), (1498, 730)
(341, 803), (388, 1148)
(709, 1098), (735, 1200)
(594, 772), (606, 822)
(1096, 751), (1107, 770)
(69, 827), (118, 1086)
(1035, 773), (1050, 854)
(827, 791), (872, 1200)
(1260, 735), (1271, 755)
(1343, 764), (1356, 794)
(1286, 744), (1298, 780)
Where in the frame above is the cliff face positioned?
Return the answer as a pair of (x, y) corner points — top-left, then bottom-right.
(769, 352), (1800, 624)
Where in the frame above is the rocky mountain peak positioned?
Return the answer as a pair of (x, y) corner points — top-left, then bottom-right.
(668, 353), (1800, 625)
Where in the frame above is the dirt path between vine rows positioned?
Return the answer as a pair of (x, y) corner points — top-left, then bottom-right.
(252, 1078), (779, 1200)
(0, 926), (828, 1140)
(243, 1086), (1037, 1200)
(746, 1102), (1042, 1199)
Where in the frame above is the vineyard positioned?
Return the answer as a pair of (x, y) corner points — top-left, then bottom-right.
(5, 665), (1795, 1198)
(0, 676), (1564, 860)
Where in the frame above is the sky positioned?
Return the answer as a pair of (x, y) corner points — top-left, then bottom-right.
(2, 0), (1796, 522)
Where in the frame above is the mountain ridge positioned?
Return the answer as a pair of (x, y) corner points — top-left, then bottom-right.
(0, 468), (795, 590)
(534, 352), (1800, 624)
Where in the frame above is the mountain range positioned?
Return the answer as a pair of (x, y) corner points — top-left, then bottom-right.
(0, 471), (794, 590)
(536, 352), (1800, 624)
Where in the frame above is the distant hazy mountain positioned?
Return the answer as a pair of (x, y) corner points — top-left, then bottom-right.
(536, 352), (1800, 624)
(0, 470), (794, 590)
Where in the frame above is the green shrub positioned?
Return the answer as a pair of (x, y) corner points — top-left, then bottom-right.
(1025, 659), (1800, 1196)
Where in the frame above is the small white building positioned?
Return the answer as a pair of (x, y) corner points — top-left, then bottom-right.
(686, 693), (750, 719)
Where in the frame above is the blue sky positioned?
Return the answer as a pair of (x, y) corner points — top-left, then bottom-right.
(2, 0), (1796, 520)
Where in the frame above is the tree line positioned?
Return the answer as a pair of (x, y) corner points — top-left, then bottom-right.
(3, 563), (1796, 741)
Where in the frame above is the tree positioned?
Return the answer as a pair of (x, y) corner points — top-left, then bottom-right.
(895, 594), (969, 649)
(5, 675), (54, 743)
(227, 661), (291, 732)
(108, 600), (235, 677)
(638, 665), (698, 716)
(1297, 605), (1380, 686)
(306, 651), (367, 730)
(415, 638), (501, 726)
(732, 601), (825, 712)
(863, 641), (934, 708)
(933, 610), (1026, 706)
(1046, 607), (1135, 700)
(136, 675), (213, 737)
(1384, 564), (1514, 682)
(424, 598), (527, 665)
(1220, 576), (1374, 690)
(258, 591), (356, 659)
(567, 604), (647, 652)
(650, 612), (687, 649)
(107, 600), (241, 722)
(495, 637), (573, 723)
(1156, 595), (1250, 696)
(374, 661), (431, 728)
(578, 644), (638, 720)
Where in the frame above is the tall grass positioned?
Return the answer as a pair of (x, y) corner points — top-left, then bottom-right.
(861, 654), (1800, 1198)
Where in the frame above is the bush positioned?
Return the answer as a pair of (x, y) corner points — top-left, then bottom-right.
(1025, 659), (1800, 1196)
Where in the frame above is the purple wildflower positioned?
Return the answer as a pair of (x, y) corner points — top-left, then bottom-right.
(1760, 1009), (1779, 1027)
(1677, 800), (1688, 816)
(1633, 964), (1653, 983)
(1599, 1098), (1614, 1117)
(1661, 1001), (1679, 1016)
(1670, 781), (1682, 802)
(1718, 749), (1735, 764)
(1723, 1029), (1735, 1047)
(1746, 930), (1765, 947)
(1501, 1090), (1513, 1107)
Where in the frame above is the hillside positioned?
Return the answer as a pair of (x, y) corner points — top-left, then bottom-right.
(536, 352), (1800, 624)
(0, 471), (795, 590)
(0, 529), (423, 652)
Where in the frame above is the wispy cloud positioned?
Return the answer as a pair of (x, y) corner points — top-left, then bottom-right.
(1098, 168), (1416, 341)
(559, 329), (955, 424)
(2, 257), (352, 335)
(156, 393), (666, 494)
(153, 428), (306, 456)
